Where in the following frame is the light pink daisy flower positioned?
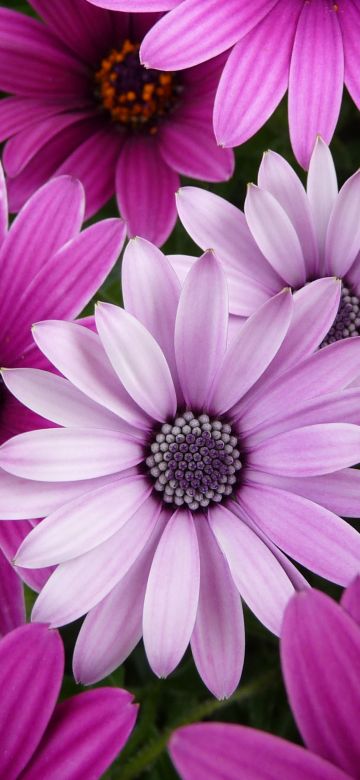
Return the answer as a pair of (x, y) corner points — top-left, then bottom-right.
(169, 576), (360, 780)
(0, 163), (126, 593)
(1, 247), (360, 698)
(0, 622), (137, 779)
(98, 0), (360, 168)
(0, 0), (233, 246)
(174, 137), (360, 346)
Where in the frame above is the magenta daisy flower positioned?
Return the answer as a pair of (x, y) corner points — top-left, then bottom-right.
(0, 622), (137, 779)
(169, 576), (360, 780)
(1, 247), (360, 698)
(101, 0), (360, 168)
(0, 164), (125, 593)
(175, 137), (360, 346)
(0, 0), (233, 246)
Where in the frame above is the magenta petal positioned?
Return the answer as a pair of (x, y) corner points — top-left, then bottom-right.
(140, 0), (278, 70)
(0, 8), (88, 98)
(116, 137), (178, 246)
(169, 722), (351, 780)
(0, 175), (84, 328)
(175, 251), (228, 409)
(0, 623), (63, 780)
(0, 549), (25, 637)
(288, 0), (344, 168)
(339, 0), (360, 109)
(160, 119), (234, 181)
(214, 1), (298, 148)
(0, 163), (8, 247)
(22, 688), (137, 780)
(55, 129), (123, 220)
(281, 590), (360, 778)
(341, 576), (360, 625)
(2, 218), (125, 360)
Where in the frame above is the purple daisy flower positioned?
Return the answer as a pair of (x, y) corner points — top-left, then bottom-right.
(169, 576), (360, 780)
(0, 622), (137, 779)
(101, 0), (360, 169)
(1, 247), (360, 698)
(0, 0), (234, 246)
(174, 137), (360, 345)
(0, 164), (125, 593)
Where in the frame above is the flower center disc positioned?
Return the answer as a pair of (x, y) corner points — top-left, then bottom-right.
(146, 412), (242, 511)
(95, 40), (182, 133)
(321, 284), (360, 348)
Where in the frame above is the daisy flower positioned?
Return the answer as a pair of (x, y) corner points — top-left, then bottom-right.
(102, 0), (360, 168)
(169, 576), (360, 780)
(175, 137), (360, 347)
(0, 0), (233, 245)
(0, 622), (137, 779)
(1, 247), (360, 698)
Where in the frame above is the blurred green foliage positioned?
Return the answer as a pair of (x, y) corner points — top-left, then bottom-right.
(5, 1), (360, 777)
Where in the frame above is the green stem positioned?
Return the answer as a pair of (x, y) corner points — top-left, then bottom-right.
(116, 670), (277, 780)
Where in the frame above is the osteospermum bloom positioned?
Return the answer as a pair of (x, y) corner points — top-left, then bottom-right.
(0, 164), (125, 591)
(104, 0), (360, 168)
(1, 245), (360, 698)
(175, 137), (360, 347)
(0, 622), (137, 779)
(0, 0), (233, 245)
(169, 577), (360, 780)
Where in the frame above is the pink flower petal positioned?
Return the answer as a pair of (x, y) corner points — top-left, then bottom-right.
(341, 576), (360, 625)
(175, 251), (228, 408)
(32, 495), (161, 626)
(339, 0), (360, 109)
(324, 170), (360, 277)
(249, 423), (360, 477)
(169, 722), (351, 780)
(289, 0), (344, 168)
(143, 510), (200, 677)
(210, 290), (293, 414)
(95, 302), (177, 422)
(209, 504), (294, 635)
(238, 483), (360, 586)
(32, 320), (150, 431)
(0, 623), (63, 779)
(15, 476), (151, 567)
(160, 119), (234, 181)
(307, 137), (338, 263)
(191, 519), (244, 699)
(140, 0), (278, 70)
(23, 688), (137, 780)
(122, 237), (181, 394)
(245, 185), (307, 288)
(258, 150), (319, 276)
(281, 590), (360, 778)
(0, 427), (143, 481)
(214, 1), (298, 148)
(116, 136), (178, 246)
(0, 549), (25, 637)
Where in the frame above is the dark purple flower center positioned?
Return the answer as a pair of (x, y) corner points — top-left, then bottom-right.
(94, 40), (183, 134)
(146, 412), (242, 511)
(320, 284), (360, 348)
